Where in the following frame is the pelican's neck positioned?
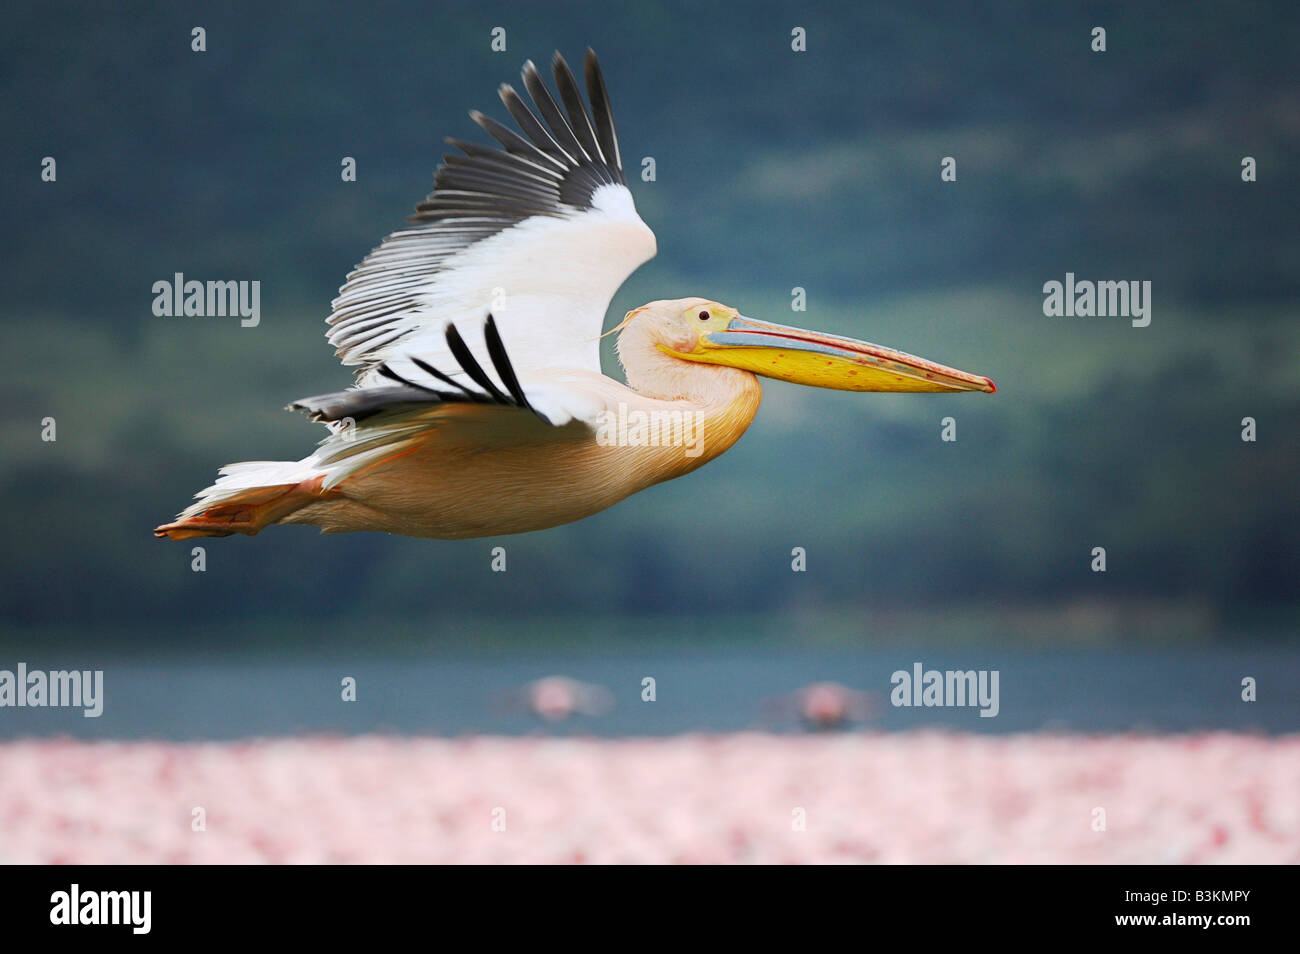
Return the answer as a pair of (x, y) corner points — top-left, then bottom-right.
(616, 326), (756, 408)
(615, 329), (763, 470)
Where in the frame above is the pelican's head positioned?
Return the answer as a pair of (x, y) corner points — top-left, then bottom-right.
(616, 297), (995, 395)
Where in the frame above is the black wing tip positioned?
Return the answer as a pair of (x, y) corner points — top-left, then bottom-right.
(552, 50), (578, 86)
(581, 47), (623, 179)
(321, 320), (552, 425)
(584, 48), (606, 90)
(484, 314), (537, 414)
(443, 322), (509, 404)
(375, 363), (438, 393)
(411, 49), (627, 227)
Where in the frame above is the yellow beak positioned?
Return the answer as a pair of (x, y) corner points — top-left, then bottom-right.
(673, 316), (996, 393)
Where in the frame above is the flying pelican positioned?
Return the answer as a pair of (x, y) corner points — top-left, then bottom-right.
(762, 683), (879, 732)
(496, 676), (615, 723)
(156, 49), (994, 542)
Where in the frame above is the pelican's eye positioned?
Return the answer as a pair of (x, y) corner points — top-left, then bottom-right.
(697, 310), (711, 321)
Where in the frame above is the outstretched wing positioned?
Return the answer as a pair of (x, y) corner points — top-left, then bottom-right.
(326, 49), (655, 424)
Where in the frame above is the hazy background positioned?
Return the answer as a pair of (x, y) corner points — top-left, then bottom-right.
(1, 1), (1297, 737)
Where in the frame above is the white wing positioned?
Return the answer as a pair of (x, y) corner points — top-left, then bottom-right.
(325, 49), (655, 424)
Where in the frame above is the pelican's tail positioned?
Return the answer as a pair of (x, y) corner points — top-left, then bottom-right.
(154, 460), (327, 540)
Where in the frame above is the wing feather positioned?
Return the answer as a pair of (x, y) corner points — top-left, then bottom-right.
(324, 49), (655, 406)
(292, 317), (545, 424)
(551, 53), (607, 166)
(584, 49), (623, 175)
(522, 60), (594, 167)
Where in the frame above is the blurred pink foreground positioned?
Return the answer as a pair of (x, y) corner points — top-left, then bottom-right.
(3, 733), (1297, 864)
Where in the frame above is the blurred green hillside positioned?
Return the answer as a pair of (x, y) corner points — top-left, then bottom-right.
(2, 0), (1297, 641)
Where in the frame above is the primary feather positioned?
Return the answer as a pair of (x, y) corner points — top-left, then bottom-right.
(326, 49), (656, 408)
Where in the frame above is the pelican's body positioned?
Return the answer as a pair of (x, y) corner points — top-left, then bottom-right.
(279, 362), (760, 538)
(156, 51), (993, 543)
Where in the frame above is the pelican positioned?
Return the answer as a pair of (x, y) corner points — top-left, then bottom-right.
(156, 49), (994, 542)
(498, 676), (614, 723)
(759, 682), (879, 731)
